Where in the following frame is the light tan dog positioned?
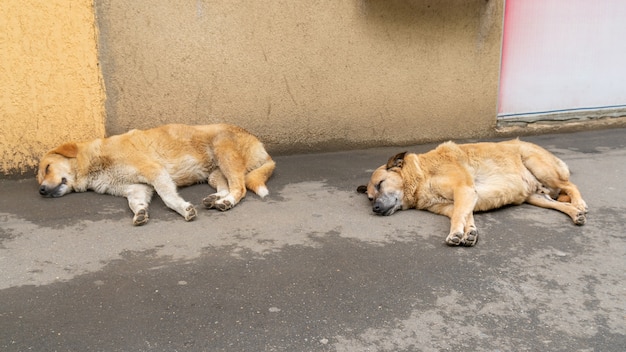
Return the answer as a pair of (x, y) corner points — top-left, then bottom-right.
(37, 124), (275, 225)
(357, 139), (587, 246)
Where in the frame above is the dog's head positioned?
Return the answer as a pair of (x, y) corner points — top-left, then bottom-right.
(37, 143), (78, 197)
(357, 152), (407, 216)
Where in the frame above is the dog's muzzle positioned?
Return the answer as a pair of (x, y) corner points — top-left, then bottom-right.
(39, 178), (68, 197)
(372, 197), (400, 216)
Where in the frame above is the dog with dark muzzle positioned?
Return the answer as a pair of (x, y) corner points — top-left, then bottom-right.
(357, 139), (587, 246)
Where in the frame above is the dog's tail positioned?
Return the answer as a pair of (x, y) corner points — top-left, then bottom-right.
(246, 157), (275, 198)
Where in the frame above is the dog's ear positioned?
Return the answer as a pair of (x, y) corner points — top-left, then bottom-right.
(386, 152), (407, 170)
(52, 143), (78, 158)
(356, 185), (367, 194)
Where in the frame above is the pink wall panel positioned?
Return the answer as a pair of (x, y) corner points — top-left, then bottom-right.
(498, 0), (626, 117)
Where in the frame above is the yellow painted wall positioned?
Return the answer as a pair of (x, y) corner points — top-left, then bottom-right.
(0, 0), (105, 176)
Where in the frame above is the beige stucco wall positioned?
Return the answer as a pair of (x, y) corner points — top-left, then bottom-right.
(0, 0), (105, 176)
(96, 0), (504, 154)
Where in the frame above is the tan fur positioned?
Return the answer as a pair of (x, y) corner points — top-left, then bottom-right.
(37, 124), (275, 225)
(357, 139), (588, 246)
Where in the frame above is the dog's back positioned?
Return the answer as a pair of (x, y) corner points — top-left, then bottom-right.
(427, 141), (543, 210)
(98, 124), (272, 187)
(422, 140), (572, 211)
(38, 123), (275, 225)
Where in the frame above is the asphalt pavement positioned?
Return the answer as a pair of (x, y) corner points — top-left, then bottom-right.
(1, 128), (625, 352)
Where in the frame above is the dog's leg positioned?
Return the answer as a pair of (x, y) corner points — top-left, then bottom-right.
(151, 171), (197, 221)
(463, 212), (478, 246)
(533, 176), (587, 215)
(430, 203), (477, 246)
(555, 181), (588, 214)
(203, 170), (230, 209)
(204, 157), (275, 209)
(206, 151), (248, 212)
(520, 145), (588, 213)
(445, 187), (478, 246)
(124, 184), (154, 226)
(435, 205), (462, 246)
(526, 193), (586, 225)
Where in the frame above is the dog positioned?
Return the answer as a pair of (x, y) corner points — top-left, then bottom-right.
(37, 123), (275, 225)
(357, 139), (588, 246)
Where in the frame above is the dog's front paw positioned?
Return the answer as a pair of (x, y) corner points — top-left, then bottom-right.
(202, 194), (221, 209)
(445, 232), (464, 246)
(462, 229), (479, 247)
(133, 209), (149, 226)
(184, 204), (197, 221)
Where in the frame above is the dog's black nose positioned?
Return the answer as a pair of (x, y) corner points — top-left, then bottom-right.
(373, 202), (383, 214)
(39, 185), (48, 195)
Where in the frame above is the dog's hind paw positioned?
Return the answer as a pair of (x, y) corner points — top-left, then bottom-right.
(572, 200), (588, 214)
(214, 199), (233, 211)
(204, 194), (236, 211)
(202, 194), (220, 209)
(574, 211), (586, 226)
(133, 209), (149, 226)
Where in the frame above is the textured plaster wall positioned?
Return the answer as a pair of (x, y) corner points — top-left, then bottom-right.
(96, 0), (503, 153)
(0, 0), (105, 176)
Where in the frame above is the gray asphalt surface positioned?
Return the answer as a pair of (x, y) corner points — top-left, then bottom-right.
(1, 128), (625, 352)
